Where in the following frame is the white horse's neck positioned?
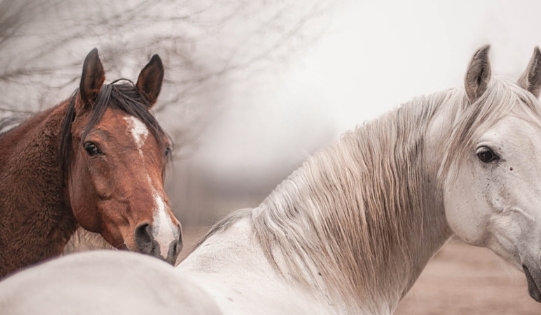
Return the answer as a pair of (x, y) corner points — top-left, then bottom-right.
(254, 92), (464, 311)
(180, 90), (464, 314)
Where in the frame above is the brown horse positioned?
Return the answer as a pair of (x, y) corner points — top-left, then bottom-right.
(0, 49), (182, 277)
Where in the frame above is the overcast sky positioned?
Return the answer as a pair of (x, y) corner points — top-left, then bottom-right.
(191, 0), (541, 184)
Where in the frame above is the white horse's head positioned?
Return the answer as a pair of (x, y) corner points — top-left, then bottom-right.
(443, 46), (541, 302)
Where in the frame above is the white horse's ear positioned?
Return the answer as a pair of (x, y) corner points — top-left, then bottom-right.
(518, 47), (541, 98)
(465, 45), (491, 102)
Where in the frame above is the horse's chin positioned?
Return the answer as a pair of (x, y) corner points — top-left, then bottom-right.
(523, 265), (541, 303)
(116, 243), (129, 250)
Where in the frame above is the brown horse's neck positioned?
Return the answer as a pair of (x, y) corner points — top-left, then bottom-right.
(0, 100), (77, 277)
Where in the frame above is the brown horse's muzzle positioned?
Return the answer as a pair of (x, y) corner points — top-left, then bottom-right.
(134, 222), (182, 265)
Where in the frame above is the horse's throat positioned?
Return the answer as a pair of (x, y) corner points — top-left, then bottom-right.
(63, 227), (115, 255)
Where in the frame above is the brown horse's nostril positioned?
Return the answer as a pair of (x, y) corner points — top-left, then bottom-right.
(134, 222), (183, 265)
(134, 223), (154, 255)
(165, 224), (183, 265)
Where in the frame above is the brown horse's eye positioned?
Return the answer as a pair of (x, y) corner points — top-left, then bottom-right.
(476, 146), (499, 163)
(84, 142), (102, 156)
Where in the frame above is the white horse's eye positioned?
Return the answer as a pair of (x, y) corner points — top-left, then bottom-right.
(476, 146), (499, 163)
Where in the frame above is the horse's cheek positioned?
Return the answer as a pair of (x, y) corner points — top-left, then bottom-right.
(444, 166), (490, 246)
(86, 159), (114, 196)
(69, 187), (101, 232)
(68, 162), (102, 231)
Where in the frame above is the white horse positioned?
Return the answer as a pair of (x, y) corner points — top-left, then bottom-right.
(0, 251), (221, 315)
(2, 45), (541, 315)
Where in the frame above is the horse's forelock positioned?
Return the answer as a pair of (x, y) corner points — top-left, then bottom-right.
(439, 78), (541, 181)
(59, 81), (169, 183)
(83, 80), (166, 143)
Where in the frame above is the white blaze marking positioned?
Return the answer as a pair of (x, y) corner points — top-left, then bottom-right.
(152, 190), (177, 257)
(124, 116), (149, 151)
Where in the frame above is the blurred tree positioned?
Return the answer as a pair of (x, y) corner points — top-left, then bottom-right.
(0, 0), (334, 156)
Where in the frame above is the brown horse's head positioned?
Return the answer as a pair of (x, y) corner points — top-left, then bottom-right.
(60, 49), (181, 264)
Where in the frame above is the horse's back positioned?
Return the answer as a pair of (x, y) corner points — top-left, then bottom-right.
(0, 251), (222, 315)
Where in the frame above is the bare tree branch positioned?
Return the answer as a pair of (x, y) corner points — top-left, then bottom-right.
(0, 0), (335, 154)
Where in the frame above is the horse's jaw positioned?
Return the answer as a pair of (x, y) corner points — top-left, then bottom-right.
(523, 265), (541, 302)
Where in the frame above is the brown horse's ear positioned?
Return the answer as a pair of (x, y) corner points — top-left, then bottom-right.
(79, 48), (105, 112)
(465, 45), (492, 103)
(518, 47), (541, 98)
(136, 55), (164, 109)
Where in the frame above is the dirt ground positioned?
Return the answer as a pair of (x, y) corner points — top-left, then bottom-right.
(181, 228), (541, 314)
(395, 239), (540, 315)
